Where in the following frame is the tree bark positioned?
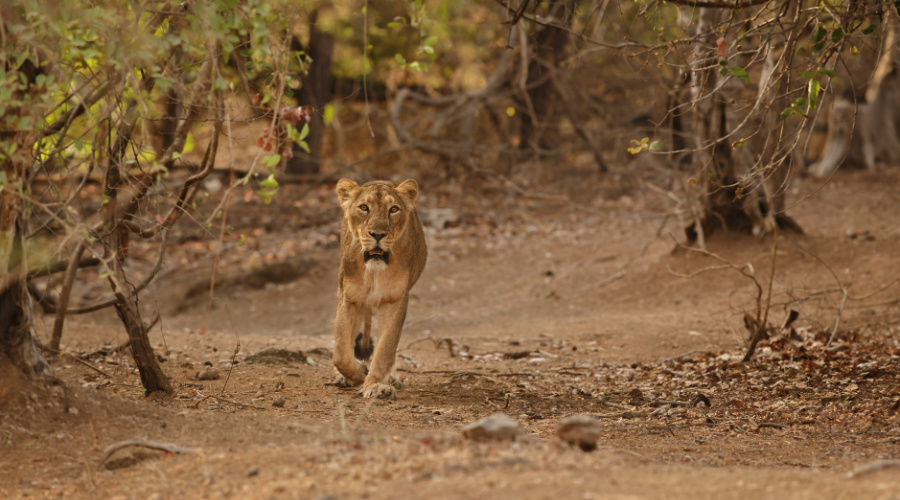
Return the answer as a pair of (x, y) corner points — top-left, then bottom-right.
(861, 10), (900, 167)
(0, 202), (50, 378)
(685, 3), (803, 243)
(0, 55), (50, 377)
(518, 0), (577, 153)
(100, 68), (174, 396)
(686, 8), (752, 243)
(99, 159), (172, 395)
(286, 4), (335, 175)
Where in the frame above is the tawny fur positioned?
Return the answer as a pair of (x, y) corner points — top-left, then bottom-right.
(332, 179), (427, 399)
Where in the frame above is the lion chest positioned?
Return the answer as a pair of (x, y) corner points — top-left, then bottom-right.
(344, 268), (408, 307)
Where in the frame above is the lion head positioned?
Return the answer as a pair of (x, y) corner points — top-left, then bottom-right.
(336, 179), (419, 271)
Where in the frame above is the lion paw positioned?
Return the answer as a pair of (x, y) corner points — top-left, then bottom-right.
(388, 374), (404, 389)
(328, 371), (356, 388)
(361, 382), (397, 400)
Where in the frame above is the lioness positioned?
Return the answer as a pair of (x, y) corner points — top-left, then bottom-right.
(332, 178), (427, 398)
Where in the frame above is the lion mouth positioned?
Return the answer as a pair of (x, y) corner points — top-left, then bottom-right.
(364, 248), (390, 264)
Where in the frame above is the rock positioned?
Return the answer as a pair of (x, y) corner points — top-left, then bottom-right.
(461, 413), (520, 442)
(244, 348), (307, 365)
(557, 415), (603, 451)
(247, 466), (260, 477)
(272, 396), (286, 408)
(196, 365), (221, 381)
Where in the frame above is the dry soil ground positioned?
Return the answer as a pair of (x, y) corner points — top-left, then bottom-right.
(2, 165), (900, 500)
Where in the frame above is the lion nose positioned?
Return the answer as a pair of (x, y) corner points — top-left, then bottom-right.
(370, 232), (386, 242)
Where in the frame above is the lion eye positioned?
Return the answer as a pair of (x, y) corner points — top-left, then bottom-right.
(390, 206), (400, 214)
(359, 204), (369, 212)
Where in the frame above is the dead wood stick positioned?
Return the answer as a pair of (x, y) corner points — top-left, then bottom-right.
(99, 440), (198, 464)
(195, 394), (265, 411)
(50, 240), (87, 351)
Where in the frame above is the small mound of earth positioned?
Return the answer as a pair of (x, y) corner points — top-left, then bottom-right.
(244, 348), (307, 365)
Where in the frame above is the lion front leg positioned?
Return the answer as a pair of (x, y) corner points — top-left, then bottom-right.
(333, 297), (367, 386)
(362, 297), (409, 399)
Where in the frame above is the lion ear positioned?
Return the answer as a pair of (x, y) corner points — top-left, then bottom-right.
(395, 179), (419, 204)
(336, 178), (360, 208)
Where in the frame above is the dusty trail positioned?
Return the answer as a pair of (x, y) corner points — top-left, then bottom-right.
(2, 169), (900, 499)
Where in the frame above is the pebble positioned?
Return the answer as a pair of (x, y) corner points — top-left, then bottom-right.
(197, 365), (221, 381)
(461, 413), (520, 442)
(557, 415), (603, 451)
(272, 396), (286, 408)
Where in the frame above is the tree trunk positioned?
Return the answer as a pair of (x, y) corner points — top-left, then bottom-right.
(0, 52), (50, 377)
(808, 98), (867, 177)
(685, 8), (753, 244)
(286, 4), (335, 175)
(101, 74), (174, 395)
(810, 9), (900, 177)
(861, 10), (900, 167)
(685, 3), (803, 244)
(518, 0), (577, 153)
(1, 150), (50, 378)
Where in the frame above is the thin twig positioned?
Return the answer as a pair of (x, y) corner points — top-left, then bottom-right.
(221, 304), (242, 395)
(35, 229), (170, 315)
(789, 240), (849, 346)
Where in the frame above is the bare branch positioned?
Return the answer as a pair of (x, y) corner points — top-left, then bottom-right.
(49, 240), (86, 350)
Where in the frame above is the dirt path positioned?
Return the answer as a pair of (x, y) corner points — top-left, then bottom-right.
(2, 169), (900, 499)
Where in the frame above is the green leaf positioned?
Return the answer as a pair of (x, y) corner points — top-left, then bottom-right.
(183, 133), (195, 155)
(261, 154), (281, 167)
(649, 140), (661, 152)
(863, 24), (876, 35)
(808, 79), (821, 110)
(256, 174), (279, 205)
(259, 174), (278, 189)
(816, 68), (836, 78)
(298, 141), (310, 154)
(800, 71), (815, 80)
(0, 171), (7, 189)
(387, 22), (401, 28)
(831, 28), (843, 44)
(779, 108), (794, 120)
(424, 35), (438, 47)
(73, 137), (84, 152)
(395, 54), (406, 64)
(729, 66), (751, 84)
(298, 122), (309, 141)
(811, 25), (827, 53)
(792, 97), (808, 107)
